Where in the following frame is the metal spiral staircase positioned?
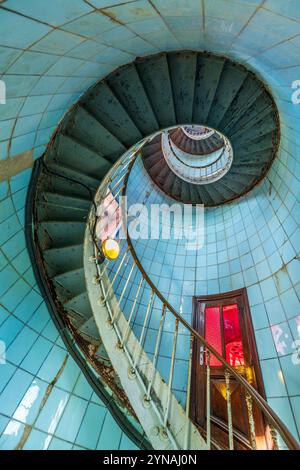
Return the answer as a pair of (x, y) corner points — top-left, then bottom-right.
(83, 145), (299, 451)
(29, 51), (299, 450)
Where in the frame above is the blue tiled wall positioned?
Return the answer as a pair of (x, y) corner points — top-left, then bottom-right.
(109, 143), (300, 443)
(0, 170), (137, 450)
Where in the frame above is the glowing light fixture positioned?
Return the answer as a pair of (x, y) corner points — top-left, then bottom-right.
(101, 238), (120, 261)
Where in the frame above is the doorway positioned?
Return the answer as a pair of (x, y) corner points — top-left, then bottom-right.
(190, 288), (267, 449)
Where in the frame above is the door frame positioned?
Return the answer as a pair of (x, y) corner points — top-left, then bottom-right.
(190, 288), (266, 431)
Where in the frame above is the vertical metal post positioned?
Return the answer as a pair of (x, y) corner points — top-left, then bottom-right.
(132, 289), (154, 370)
(225, 369), (234, 450)
(163, 318), (179, 430)
(120, 276), (144, 348)
(184, 335), (194, 450)
(245, 392), (257, 450)
(206, 350), (211, 450)
(111, 263), (136, 324)
(269, 424), (279, 450)
(145, 304), (166, 401)
(103, 248), (129, 301)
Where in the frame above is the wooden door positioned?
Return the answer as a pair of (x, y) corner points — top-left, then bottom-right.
(190, 288), (267, 450)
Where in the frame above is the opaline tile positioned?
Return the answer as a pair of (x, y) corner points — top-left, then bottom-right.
(5, 0), (92, 27)
(290, 396), (300, 438)
(0, 419), (26, 450)
(21, 336), (53, 375)
(255, 328), (277, 360)
(280, 355), (300, 396)
(32, 30), (84, 54)
(37, 346), (67, 382)
(97, 412), (121, 450)
(0, 315), (23, 347)
(55, 356), (80, 392)
(73, 373), (93, 401)
(35, 387), (69, 434)
(268, 397), (298, 441)
(12, 378), (48, 426)
(0, 368), (33, 416)
(63, 11), (115, 37)
(0, 363), (17, 394)
(6, 326), (38, 365)
(75, 403), (106, 449)
(22, 429), (50, 450)
(0, 10), (50, 49)
(103, 0), (158, 24)
(54, 395), (88, 442)
(260, 358), (288, 398)
(48, 437), (73, 450)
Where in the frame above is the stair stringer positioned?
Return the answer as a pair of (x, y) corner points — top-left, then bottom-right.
(84, 231), (206, 450)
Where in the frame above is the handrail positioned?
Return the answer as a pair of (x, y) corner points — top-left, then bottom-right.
(120, 154), (299, 451)
(92, 140), (300, 451)
(167, 133), (226, 170)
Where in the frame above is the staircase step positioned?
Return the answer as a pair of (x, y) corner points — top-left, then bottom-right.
(220, 74), (263, 132)
(107, 63), (159, 136)
(168, 51), (197, 124)
(193, 56), (225, 123)
(44, 162), (100, 190)
(82, 81), (142, 147)
(78, 316), (101, 341)
(208, 62), (247, 129)
(56, 133), (111, 178)
(37, 201), (88, 222)
(43, 244), (83, 276)
(64, 291), (93, 319)
(43, 192), (91, 210)
(136, 53), (176, 129)
(38, 221), (86, 249)
(67, 107), (125, 163)
(53, 267), (86, 300)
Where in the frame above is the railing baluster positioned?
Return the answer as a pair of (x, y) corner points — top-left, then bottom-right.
(109, 158), (132, 182)
(206, 350), (211, 450)
(225, 369), (234, 450)
(111, 263), (136, 324)
(120, 275), (144, 348)
(110, 172), (127, 193)
(90, 133), (300, 452)
(101, 248), (129, 303)
(269, 424), (279, 450)
(163, 318), (179, 432)
(131, 289), (154, 372)
(144, 304), (166, 403)
(184, 335), (194, 450)
(245, 392), (257, 450)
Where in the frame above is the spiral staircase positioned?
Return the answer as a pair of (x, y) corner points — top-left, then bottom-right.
(28, 51), (299, 450)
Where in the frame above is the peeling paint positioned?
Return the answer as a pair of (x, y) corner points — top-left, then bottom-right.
(15, 354), (69, 450)
(0, 150), (33, 181)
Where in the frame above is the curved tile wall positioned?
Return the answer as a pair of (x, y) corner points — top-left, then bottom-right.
(110, 122), (300, 442)
(0, 169), (137, 450)
(1, 0), (300, 450)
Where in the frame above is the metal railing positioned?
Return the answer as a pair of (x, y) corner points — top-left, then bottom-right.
(162, 131), (233, 185)
(89, 139), (300, 451)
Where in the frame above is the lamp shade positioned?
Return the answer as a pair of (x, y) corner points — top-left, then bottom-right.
(101, 238), (120, 260)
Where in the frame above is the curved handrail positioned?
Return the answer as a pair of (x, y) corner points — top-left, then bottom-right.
(92, 143), (299, 450)
(167, 133), (227, 170)
(119, 154), (300, 451)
